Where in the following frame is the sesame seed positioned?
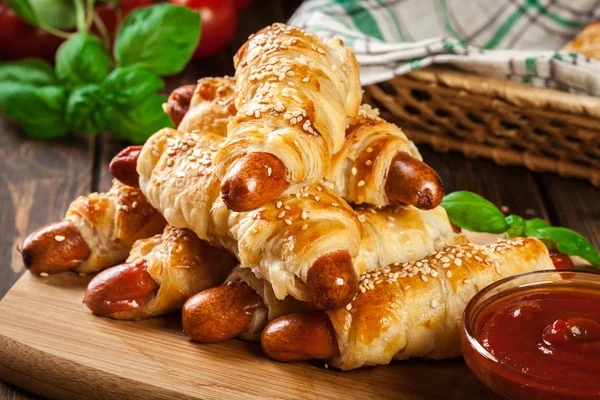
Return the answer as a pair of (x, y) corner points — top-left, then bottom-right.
(331, 202), (339, 207)
(284, 219), (292, 225)
(40, 272), (49, 277)
(441, 257), (450, 263)
(54, 235), (65, 242)
(365, 160), (372, 166)
(351, 167), (357, 176)
(132, 201), (138, 209)
(454, 258), (462, 266)
(301, 210), (308, 220)
(431, 299), (438, 308)
(277, 211), (286, 219)
(366, 147), (373, 153)
(357, 180), (365, 187)
(446, 271), (452, 278)
(358, 214), (366, 222)
(302, 77), (310, 82)
(346, 303), (352, 311)
(463, 279), (472, 285)
(421, 275), (428, 282)
(276, 201), (282, 209)
(301, 223), (308, 230)
(316, 186), (322, 192)
(431, 270), (439, 277)
(267, 167), (272, 177)
(442, 263), (450, 269)
(314, 196), (320, 202)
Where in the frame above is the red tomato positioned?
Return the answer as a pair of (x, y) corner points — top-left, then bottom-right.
(94, 0), (154, 39)
(170, 0), (237, 59)
(549, 250), (575, 270)
(0, 6), (64, 62)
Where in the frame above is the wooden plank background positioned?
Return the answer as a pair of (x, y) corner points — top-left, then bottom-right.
(1, 0), (598, 398)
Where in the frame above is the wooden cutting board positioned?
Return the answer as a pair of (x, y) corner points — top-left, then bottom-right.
(0, 272), (487, 400)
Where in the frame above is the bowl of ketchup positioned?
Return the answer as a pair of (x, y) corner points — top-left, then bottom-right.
(461, 270), (600, 400)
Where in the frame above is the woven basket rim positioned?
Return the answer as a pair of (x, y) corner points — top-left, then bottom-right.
(401, 67), (600, 119)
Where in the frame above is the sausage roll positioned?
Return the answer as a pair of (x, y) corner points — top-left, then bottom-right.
(163, 79), (443, 210)
(177, 76), (237, 136)
(325, 105), (443, 209)
(213, 23), (362, 211)
(84, 226), (237, 320)
(262, 238), (554, 370)
(182, 205), (459, 343)
(22, 179), (166, 275)
(137, 128), (362, 310)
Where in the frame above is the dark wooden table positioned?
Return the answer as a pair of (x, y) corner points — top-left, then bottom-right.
(1, 1), (599, 398)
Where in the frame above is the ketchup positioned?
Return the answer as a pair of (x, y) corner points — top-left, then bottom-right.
(476, 288), (600, 390)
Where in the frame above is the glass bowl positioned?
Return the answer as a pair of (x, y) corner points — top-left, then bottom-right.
(461, 270), (600, 400)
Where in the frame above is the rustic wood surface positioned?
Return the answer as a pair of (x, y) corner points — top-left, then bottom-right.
(0, 0), (599, 398)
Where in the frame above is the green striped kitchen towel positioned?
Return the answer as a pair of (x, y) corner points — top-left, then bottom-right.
(289, 0), (600, 96)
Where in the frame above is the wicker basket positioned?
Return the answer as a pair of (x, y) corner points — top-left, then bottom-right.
(364, 67), (600, 186)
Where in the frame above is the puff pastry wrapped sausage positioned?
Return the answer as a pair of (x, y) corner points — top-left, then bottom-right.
(183, 266), (308, 342)
(137, 128), (362, 310)
(262, 238), (554, 370)
(214, 23), (362, 211)
(162, 80), (443, 210)
(84, 226), (237, 320)
(176, 76), (237, 136)
(325, 105), (444, 209)
(22, 179), (166, 275)
(182, 205), (459, 343)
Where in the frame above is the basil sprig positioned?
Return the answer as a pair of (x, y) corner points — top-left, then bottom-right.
(0, 4), (201, 143)
(441, 191), (600, 267)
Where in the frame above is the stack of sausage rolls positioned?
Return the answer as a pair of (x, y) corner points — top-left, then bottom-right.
(22, 23), (556, 370)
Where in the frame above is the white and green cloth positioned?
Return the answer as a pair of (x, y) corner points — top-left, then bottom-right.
(289, 0), (600, 96)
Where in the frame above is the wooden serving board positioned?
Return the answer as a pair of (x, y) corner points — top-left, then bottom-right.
(0, 273), (487, 400)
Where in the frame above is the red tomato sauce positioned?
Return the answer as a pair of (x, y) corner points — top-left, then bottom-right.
(475, 288), (600, 384)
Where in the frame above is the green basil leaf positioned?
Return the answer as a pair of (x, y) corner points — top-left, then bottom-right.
(115, 4), (200, 76)
(28, 0), (76, 30)
(105, 94), (174, 143)
(56, 34), (112, 87)
(528, 226), (600, 266)
(441, 191), (508, 233)
(505, 215), (525, 238)
(0, 82), (68, 138)
(102, 67), (164, 105)
(0, 59), (57, 86)
(524, 218), (551, 237)
(6, 0), (39, 25)
(66, 85), (108, 135)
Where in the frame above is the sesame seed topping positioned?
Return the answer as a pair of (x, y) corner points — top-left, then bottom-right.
(301, 223), (308, 230)
(40, 272), (49, 277)
(301, 210), (308, 220)
(357, 180), (365, 187)
(54, 235), (65, 242)
(454, 258), (462, 266)
(431, 299), (438, 308)
(277, 211), (286, 219)
(284, 205), (291, 211)
(284, 219), (292, 225)
(314, 196), (320, 202)
(267, 167), (272, 176)
(351, 167), (357, 176)
(366, 147), (373, 153)
(365, 160), (372, 166)
(276, 201), (283, 209)
(446, 271), (452, 278)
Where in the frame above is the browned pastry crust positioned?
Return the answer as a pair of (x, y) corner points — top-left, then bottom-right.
(563, 22), (600, 60)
